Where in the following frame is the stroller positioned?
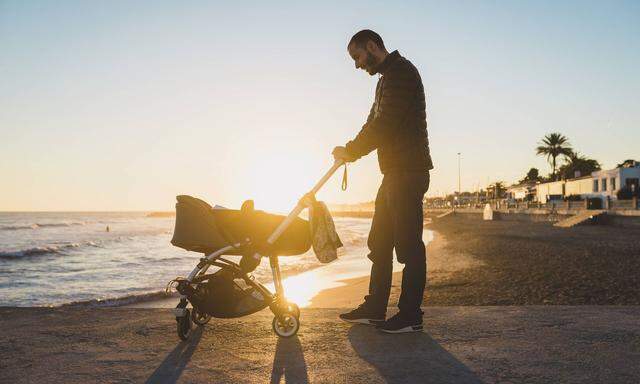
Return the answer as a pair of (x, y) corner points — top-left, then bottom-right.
(168, 160), (344, 339)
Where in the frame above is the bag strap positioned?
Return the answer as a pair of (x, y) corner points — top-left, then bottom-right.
(341, 163), (348, 191)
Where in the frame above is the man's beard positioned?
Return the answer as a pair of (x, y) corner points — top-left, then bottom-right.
(365, 52), (379, 75)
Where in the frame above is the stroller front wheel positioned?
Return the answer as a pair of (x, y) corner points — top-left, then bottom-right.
(177, 309), (193, 341)
(191, 308), (212, 326)
(272, 313), (299, 338)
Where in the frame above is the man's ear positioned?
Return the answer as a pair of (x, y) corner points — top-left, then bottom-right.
(365, 40), (378, 54)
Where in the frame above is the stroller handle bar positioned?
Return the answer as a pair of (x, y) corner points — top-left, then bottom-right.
(266, 159), (345, 245)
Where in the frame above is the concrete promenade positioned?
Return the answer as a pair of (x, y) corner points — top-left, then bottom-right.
(1, 306), (639, 383)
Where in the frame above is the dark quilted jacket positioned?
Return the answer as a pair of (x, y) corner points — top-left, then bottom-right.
(345, 50), (434, 173)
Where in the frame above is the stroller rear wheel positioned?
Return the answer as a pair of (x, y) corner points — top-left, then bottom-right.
(272, 313), (300, 338)
(191, 308), (212, 326)
(177, 308), (193, 341)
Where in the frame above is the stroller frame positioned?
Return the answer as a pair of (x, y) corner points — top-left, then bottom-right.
(172, 160), (344, 339)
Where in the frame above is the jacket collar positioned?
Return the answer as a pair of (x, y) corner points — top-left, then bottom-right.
(376, 50), (400, 75)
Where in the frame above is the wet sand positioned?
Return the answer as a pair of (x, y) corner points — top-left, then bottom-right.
(308, 231), (479, 308)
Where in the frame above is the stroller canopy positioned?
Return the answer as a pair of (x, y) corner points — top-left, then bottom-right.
(171, 195), (311, 256)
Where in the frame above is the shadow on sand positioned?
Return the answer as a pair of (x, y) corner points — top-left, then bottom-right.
(348, 325), (485, 384)
(145, 326), (203, 384)
(270, 335), (309, 384)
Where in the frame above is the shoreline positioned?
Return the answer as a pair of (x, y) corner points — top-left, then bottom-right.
(127, 229), (435, 309)
(19, 211), (640, 310)
(126, 229), (473, 310)
(308, 230), (478, 308)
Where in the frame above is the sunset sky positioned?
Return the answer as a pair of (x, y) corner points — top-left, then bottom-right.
(1, 1), (639, 212)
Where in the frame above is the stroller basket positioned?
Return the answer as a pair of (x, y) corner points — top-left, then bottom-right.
(179, 267), (269, 318)
(171, 195), (311, 256)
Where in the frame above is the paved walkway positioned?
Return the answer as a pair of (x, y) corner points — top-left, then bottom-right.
(1, 306), (639, 383)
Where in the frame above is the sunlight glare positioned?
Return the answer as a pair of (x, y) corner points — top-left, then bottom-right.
(238, 143), (325, 213)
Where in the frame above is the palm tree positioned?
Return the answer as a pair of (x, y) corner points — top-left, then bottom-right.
(488, 181), (506, 199)
(536, 133), (573, 180)
(558, 151), (601, 179)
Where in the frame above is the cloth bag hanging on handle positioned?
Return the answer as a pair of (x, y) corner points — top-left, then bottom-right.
(309, 200), (343, 263)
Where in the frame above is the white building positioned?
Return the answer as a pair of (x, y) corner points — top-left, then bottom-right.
(591, 161), (640, 199)
(533, 160), (640, 203)
(506, 183), (535, 201)
(536, 180), (564, 203)
(564, 176), (594, 197)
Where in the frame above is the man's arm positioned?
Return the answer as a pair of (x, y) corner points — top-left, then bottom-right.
(344, 65), (418, 161)
(333, 102), (376, 162)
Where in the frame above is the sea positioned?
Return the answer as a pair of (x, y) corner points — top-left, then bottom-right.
(0, 212), (394, 307)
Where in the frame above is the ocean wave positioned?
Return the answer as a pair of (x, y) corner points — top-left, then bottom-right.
(0, 243), (83, 259)
(60, 290), (178, 308)
(0, 222), (86, 231)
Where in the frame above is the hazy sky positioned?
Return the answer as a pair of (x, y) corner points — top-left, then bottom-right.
(1, 0), (639, 211)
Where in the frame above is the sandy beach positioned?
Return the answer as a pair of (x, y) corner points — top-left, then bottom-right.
(422, 214), (640, 305)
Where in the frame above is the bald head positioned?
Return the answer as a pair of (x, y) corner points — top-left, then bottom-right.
(347, 29), (389, 75)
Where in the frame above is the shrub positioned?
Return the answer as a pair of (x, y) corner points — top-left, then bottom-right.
(616, 186), (639, 200)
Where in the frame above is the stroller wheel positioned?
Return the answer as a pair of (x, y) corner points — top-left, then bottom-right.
(272, 314), (300, 338)
(177, 309), (193, 341)
(191, 308), (212, 326)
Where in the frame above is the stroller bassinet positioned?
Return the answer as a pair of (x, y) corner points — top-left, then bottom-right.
(171, 195), (311, 256)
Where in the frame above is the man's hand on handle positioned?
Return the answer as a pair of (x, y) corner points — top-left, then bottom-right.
(332, 146), (353, 163)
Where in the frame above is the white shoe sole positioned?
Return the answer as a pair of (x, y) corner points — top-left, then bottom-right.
(340, 318), (383, 325)
(379, 325), (423, 333)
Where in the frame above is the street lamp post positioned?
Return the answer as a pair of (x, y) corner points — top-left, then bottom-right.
(457, 152), (461, 205)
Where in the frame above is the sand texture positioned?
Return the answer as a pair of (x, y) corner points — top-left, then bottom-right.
(423, 215), (640, 305)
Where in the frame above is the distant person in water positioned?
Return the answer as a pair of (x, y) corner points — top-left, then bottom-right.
(106, 226), (110, 232)
(332, 29), (433, 333)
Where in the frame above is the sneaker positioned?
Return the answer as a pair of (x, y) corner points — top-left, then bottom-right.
(339, 303), (385, 325)
(376, 312), (423, 333)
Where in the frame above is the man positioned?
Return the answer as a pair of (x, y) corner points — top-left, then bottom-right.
(333, 30), (433, 333)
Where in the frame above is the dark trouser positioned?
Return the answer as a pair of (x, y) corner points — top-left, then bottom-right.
(364, 171), (430, 319)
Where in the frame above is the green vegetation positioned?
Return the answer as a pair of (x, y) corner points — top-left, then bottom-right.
(488, 181), (506, 198)
(557, 151), (601, 179)
(519, 168), (541, 184)
(617, 186), (640, 200)
(535, 133), (573, 181)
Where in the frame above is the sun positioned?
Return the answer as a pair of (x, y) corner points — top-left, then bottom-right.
(238, 147), (323, 214)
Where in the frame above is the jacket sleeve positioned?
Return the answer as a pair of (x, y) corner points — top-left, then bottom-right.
(345, 65), (418, 160)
